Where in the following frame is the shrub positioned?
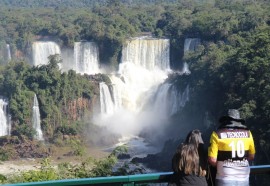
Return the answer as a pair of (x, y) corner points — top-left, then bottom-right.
(55, 126), (77, 135)
(0, 147), (16, 161)
(6, 158), (58, 183)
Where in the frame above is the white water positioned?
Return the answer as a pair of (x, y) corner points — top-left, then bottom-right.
(32, 41), (61, 67)
(0, 98), (10, 136)
(151, 83), (172, 119)
(122, 38), (170, 70)
(74, 42), (100, 75)
(181, 38), (201, 74)
(116, 38), (170, 112)
(169, 84), (189, 115)
(96, 38), (171, 139)
(99, 82), (115, 117)
(32, 94), (44, 141)
(181, 62), (191, 74)
(139, 82), (189, 135)
(6, 44), (11, 61)
(184, 38), (201, 53)
(32, 41), (100, 75)
(95, 38), (178, 170)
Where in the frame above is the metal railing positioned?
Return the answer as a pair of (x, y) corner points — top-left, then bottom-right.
(5, 165), (270, 186)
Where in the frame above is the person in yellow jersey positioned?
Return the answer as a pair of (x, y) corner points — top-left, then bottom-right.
(208, 109), (256, 186)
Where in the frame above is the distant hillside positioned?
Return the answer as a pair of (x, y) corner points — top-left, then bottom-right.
(0, 0), (179, 8)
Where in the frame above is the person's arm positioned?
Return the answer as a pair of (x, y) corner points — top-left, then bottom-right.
(198, 143), (208, 176)
(171, 144), (183, 172)
(248, 131), (256, 161)
(208, 156), (217, 167)
(208, 132), (218, 167)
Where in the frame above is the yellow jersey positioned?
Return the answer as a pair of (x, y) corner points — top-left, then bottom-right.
(208, 128), (255, 181)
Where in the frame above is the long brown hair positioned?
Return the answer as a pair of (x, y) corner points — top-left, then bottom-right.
(178, 144), (206, 176)
(172, 129), (207, 176)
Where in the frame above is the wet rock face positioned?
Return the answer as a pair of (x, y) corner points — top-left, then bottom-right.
(131, 154), (171, 172)
(117, 153), (131, 159)
(65, 97), (93, 121)
(131, 138), (182, 172)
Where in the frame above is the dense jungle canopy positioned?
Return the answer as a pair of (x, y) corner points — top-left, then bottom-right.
(0, 0), (269, 183)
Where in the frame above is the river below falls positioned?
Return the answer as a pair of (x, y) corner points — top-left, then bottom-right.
(104, 135), (162, 173)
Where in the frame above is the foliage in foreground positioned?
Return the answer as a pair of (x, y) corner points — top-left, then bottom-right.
(0, 145), (148, 184)
(0, 146), (128, 184)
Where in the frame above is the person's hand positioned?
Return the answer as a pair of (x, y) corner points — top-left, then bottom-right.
(248, 154), (255, 161)
(202, 169), (207, 176)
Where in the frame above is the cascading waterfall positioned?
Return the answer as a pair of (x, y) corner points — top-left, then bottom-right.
(115, 38), (170, 112)
(142, 82), (190, 126)
(141, 38), (195, 123)
(149, 38), (198, 125)
(6, 44), (11, 61)
(122, 38), (170, 70)
(97, 38), (175, 174)
(111, 83), (122, 110)
(32, 94), (44, 141)
(32, 41), (61, 67)
(181, 61), (191, 75)
(98, 37), (170, 137)
(99, 82), (115, 117)
(151, 83), (172, 118)
(181, 38), (201, 74)
(97, 37), (198, 171)
(0, 98), (11, 137)
(169, 84), (189, 115)
(74, 42), (100, 75)
(184, 38), (201, 52)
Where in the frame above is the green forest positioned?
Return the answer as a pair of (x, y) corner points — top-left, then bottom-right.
(0, 0), (269, 184)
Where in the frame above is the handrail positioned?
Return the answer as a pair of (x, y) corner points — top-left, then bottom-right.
(5, 165), (270, 186)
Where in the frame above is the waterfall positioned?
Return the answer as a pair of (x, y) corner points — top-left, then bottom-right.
(151, 83), (172, 119)
(121, 38), (170, 70)
(180, 62), (190, 75)
(74, 42), (100, 75)
(143, 83), (189, 122)
(0, 98), (10, 137)
(98, 38), (170, 136)
(181, 38), (201, 74)
(169, 84), (189, 115)
(99, 82), (115, 117)
(96, 37), (193, 171)
(96, 37), (195, 140)
(111, 83), (122, 110)
(32, 41), (61, 67)
(113, 38), (170, 113)
(184, 38), (201, 53)
(32, 94), (44, 141)
(6, 44), (11, 61)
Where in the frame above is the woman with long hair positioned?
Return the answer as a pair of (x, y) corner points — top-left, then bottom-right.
(169, 129), (208, 186)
